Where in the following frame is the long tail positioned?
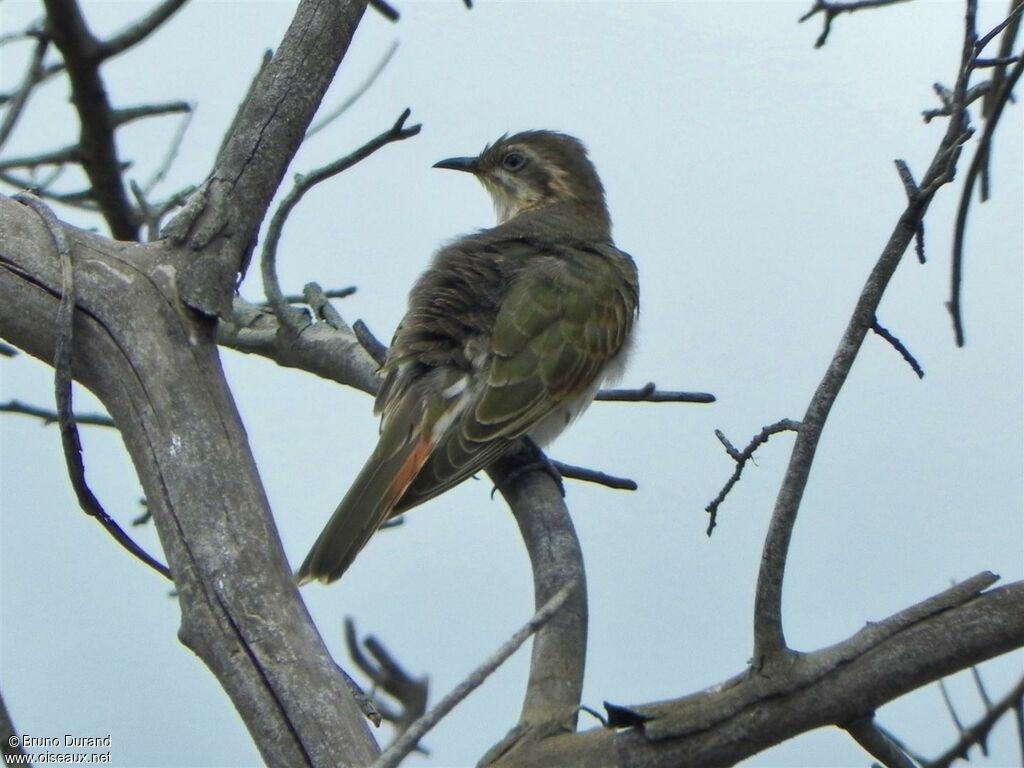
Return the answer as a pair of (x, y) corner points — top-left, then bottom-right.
(297, 433), (433, 585)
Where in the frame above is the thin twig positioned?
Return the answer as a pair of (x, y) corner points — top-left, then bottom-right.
(95, 0), (190, 60)
(705, 419), (801, 535)
(260, 109), (421, 330)
(846, 714), (918, 768)
(972, 0), (1024, 60)
(370, 579), (578, 768)
(871, 318), (925, 378)
(344, 618), (428, 738)
(595, 382), (715, 403)
(258, 286), (357, 307)
(550, 460), (637, 491)
(939, 678), (968, 735)
(302, 283), (355, 331)
(353, 319), (388, 366)
(970, 664), (994, 710)
(368, 0), (400, 22)
(946, 52), (1024, 347)
(926, 675), (1024, 767)
(12, 193), (170, 580)
(894, 159), (926, 263)
(0, 33), (48, 152)
(142, 107), (193, 194)
(799, 0), (913, 48)
(111, 100), (191, 127)
(0, 398), (116, 427)
(0, 144), (80, 171)
(307, 40), (399, 138)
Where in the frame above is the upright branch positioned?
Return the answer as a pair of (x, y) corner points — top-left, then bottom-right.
(261, 109), (421, 331)
(946, 2), (1023, 344)
(42, 0), (138, 238)
(482, 441), (589, 764)
(752, 0), (981, 665)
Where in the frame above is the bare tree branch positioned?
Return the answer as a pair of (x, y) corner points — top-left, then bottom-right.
(0, 398), (115, 427)
(550, 460), (637, 491)
(42, 0), (139, 239)
(482, 441), (588, 765)
(344, 618), (428, 737)
(595, 382), (715, 403)
(492, 577), (1024, 768)
(307, 40), (400, 138)
(946, 52), (1023, 346)
(95, 0), (190, 60)
(752, 0), (980, 665)
(922, 674), (1024, 767)
(373, 580), (578, 768)
(12, 193), (169, 579)
(705, 419), (801, 536)
(799, 0), (914, 47)
(261, 109), (420, 332)
(0, 32), (48, 152)
(846, 714), (918, 768)
(871, 317), (925, 378)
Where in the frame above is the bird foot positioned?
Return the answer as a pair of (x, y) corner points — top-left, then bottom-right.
(490, 437), (565, 500)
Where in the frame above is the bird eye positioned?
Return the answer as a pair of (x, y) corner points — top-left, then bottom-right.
(502, 151), (527, 171)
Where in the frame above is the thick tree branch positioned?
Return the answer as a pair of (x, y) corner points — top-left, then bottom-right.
(164, 0), (372, 318)
(12, 193), (169, 578)
(2, 89), (380, 768)
(482, 440), (589, 765)
(492, 578), (1024, 768)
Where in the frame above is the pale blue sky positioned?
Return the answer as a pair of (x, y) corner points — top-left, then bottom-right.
(1, 2), (1022, 766)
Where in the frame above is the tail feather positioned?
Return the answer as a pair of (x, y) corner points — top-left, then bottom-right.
(297, 434), (433, 585)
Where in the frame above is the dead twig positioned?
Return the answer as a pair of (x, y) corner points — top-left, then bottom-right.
(344, 618), (428, 740)
(799, 0), (913, 48)
(307, 41), (400, 138)
(370, 579), (578, 768)
(353, 319), (388, 366)
(871, 318), (925, 378)
(260, 109), (421, 331)
(0, 398), (115, 427)
(12, 193), (170, 579)
(550, 460), (637, 491)
(846, 714), (918, 768)
(705, 419), (801, 536)
(595, 382), (715, 403)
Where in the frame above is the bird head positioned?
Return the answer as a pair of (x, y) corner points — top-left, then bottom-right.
(434, 130), (608, 228)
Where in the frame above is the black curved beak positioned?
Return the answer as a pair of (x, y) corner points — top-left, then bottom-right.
(433, 156), (478, 173)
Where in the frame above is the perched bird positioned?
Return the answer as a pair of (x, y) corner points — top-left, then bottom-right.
(297, 130), (639, 585)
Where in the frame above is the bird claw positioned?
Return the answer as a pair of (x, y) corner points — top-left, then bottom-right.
(490, 438), (565, 500)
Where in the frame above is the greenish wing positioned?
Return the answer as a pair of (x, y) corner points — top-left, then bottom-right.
(395, 241), (637, 512)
